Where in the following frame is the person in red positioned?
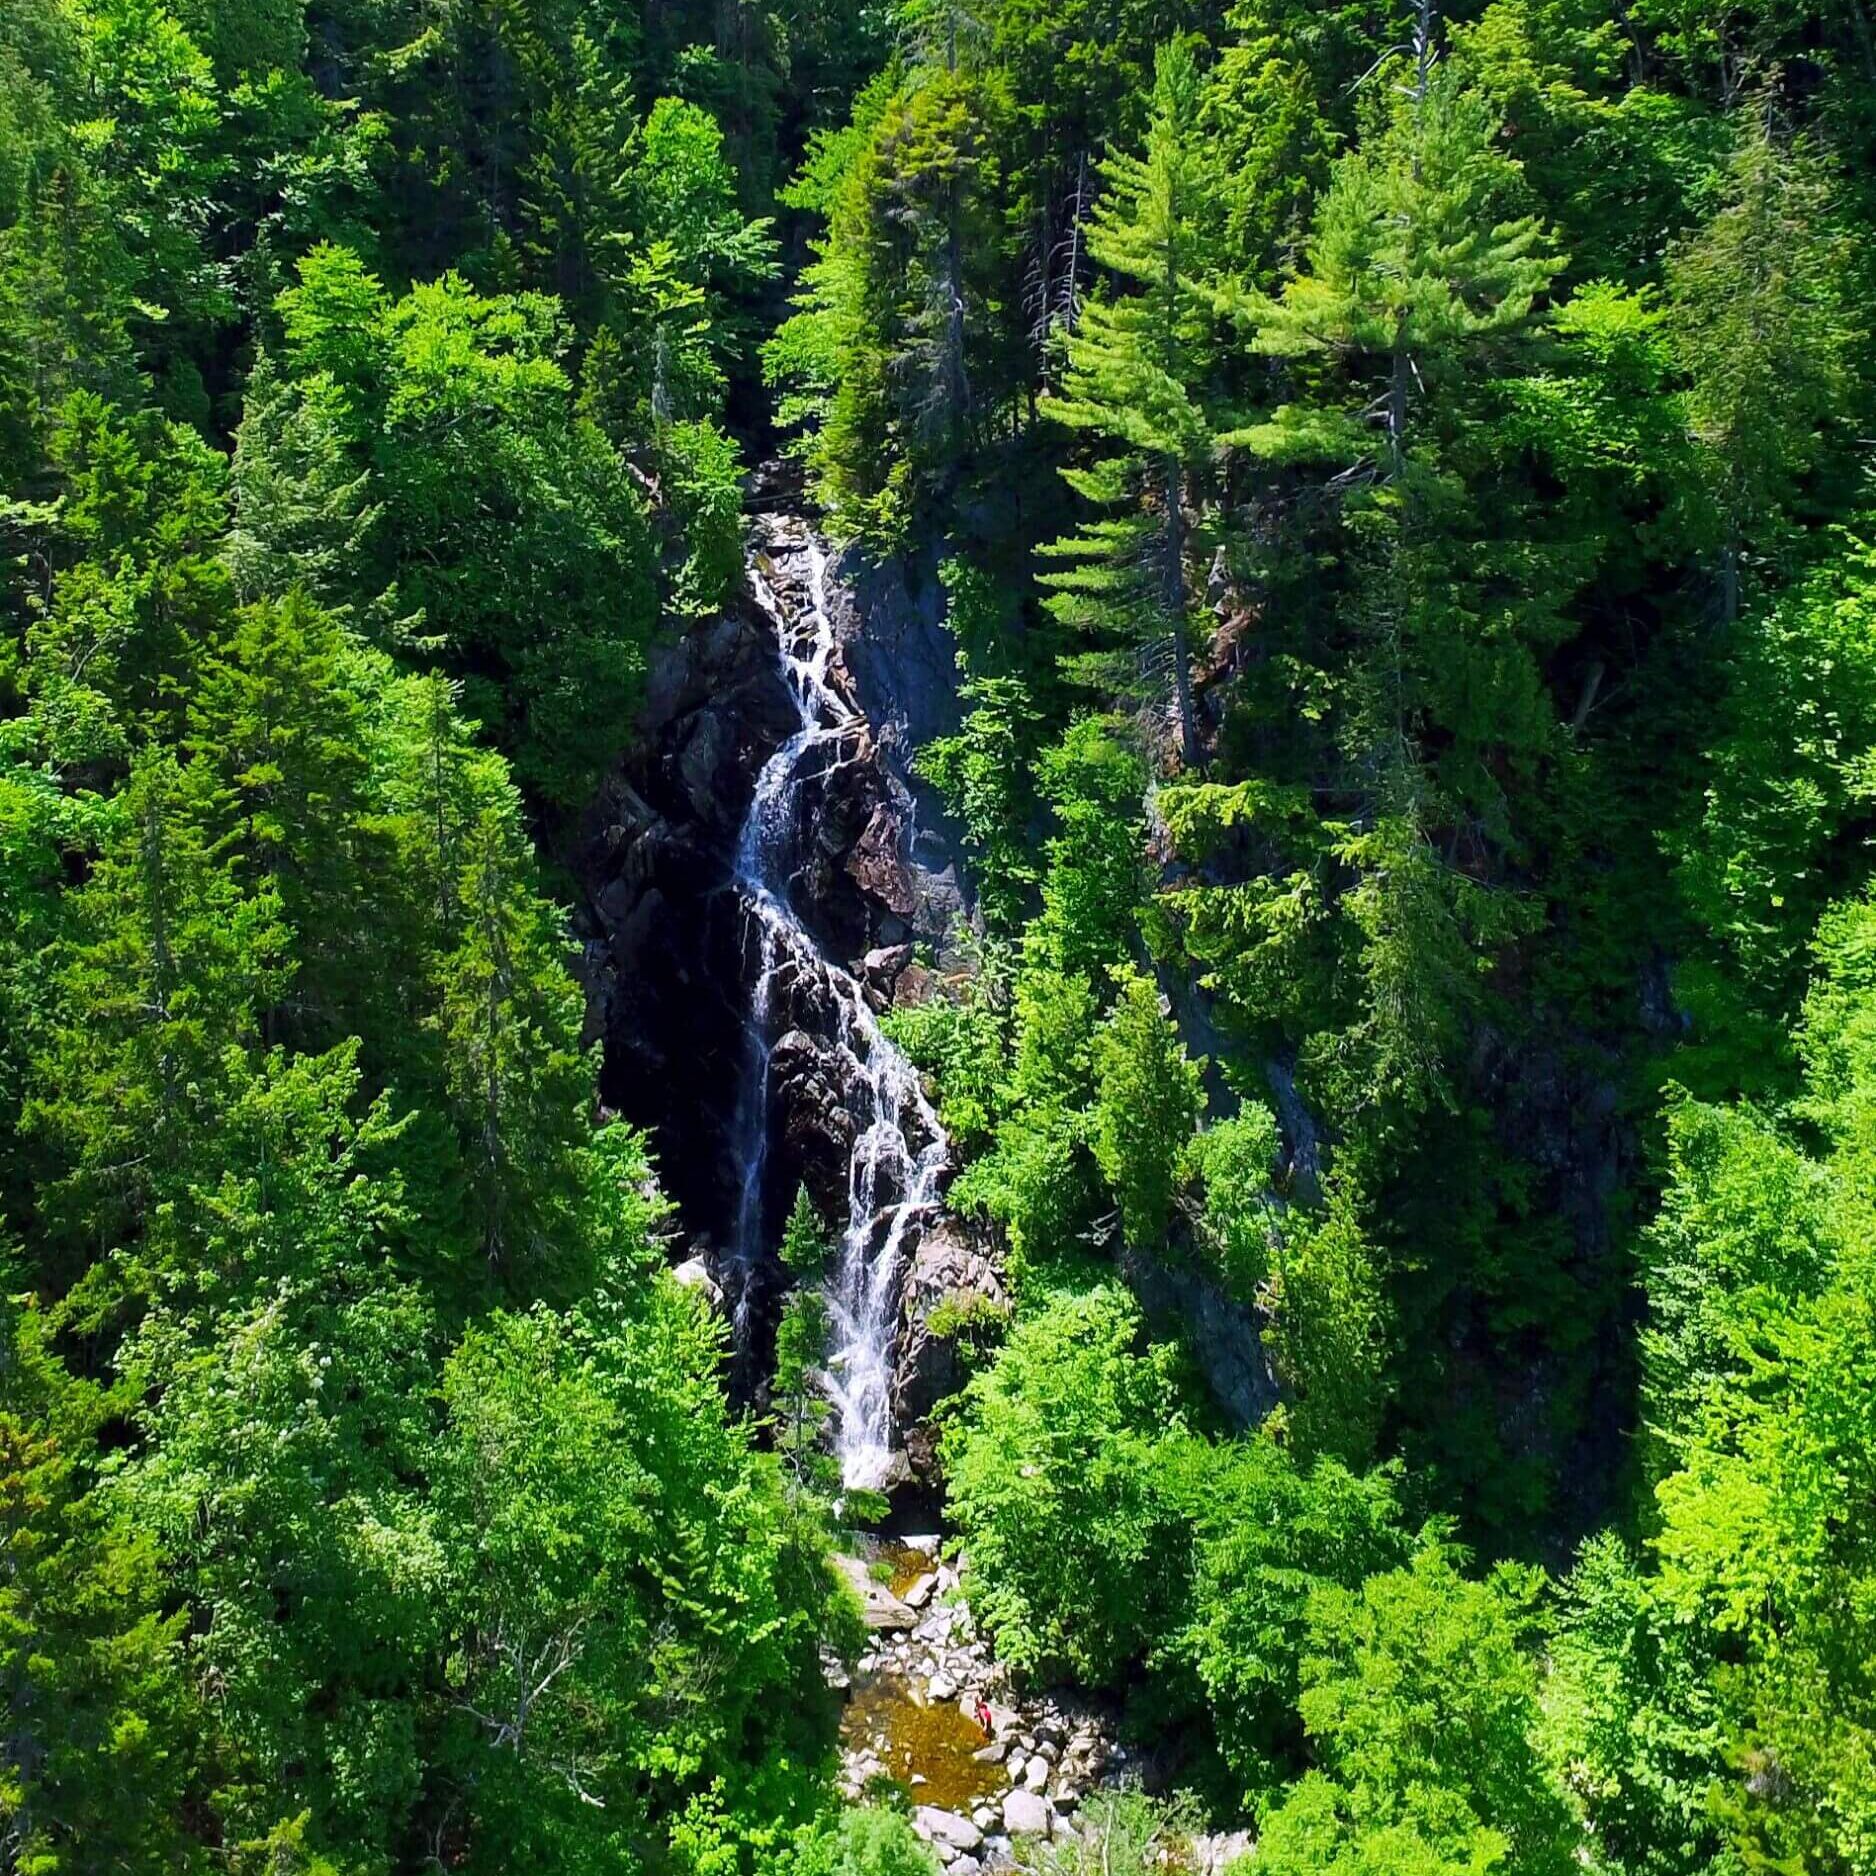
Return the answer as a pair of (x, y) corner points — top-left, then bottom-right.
(973, 1697), (994, 1739)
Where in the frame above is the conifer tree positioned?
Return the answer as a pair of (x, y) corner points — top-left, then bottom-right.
(0, 1406), (204, 1873)
(185, 590), (385, 1047)
(1665, 111), (1860, 625)
(28, 751), (289, 1275)
(1239, 17), (1558, 491)
(1040, 38), (1226, 768)
(773, 1184), (840, 1554)
(438, 795), (593, 1291)
(226, 350), (399, 631)
(23, 395), (233, 762)
(1090, 965), (1205, 1248)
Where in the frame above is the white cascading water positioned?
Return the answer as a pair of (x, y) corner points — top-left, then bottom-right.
(730, 518), (949, 1490)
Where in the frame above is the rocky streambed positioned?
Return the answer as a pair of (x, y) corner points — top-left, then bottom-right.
(831, 1544), (1126, 1870)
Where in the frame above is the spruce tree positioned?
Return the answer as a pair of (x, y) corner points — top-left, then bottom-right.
(437, 794), (593, 1291)
(1237, 32), (1558, 490)
(773, 1186), (839, 1531)
(1665, 112), (1860, 625)
(1039, 37), (1226, 769)
(27, 751), (289, 1276)
(184, 590), (385, 1048)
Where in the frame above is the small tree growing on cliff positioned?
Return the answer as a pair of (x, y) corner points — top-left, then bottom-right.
(1091, 966), (1206, 1250)
(774, 1188), (841, 1564)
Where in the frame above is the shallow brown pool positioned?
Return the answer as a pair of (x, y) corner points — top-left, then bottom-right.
(841, 1671), (1002, 1812)
(876, 1542), (938, 1600)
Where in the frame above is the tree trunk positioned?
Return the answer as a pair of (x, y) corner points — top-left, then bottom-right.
(1162, 456), (1199, 768)
(1718, 535), (1740, 631)
(1388, 342), (1410, 479)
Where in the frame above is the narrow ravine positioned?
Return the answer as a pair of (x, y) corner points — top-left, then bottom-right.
(731, 514), (950, 1487)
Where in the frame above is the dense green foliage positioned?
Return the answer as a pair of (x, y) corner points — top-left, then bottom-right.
(0, 2), (871, 1870)
(9, 0), (1876, 1871)
(790, 0), (1876, 1865)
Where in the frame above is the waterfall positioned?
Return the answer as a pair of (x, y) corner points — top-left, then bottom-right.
(730, 516), (949, 1489)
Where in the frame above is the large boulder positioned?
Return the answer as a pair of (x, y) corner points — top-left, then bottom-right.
(1001, 1791), (1054, 1840)
(671, 1255), (725, 1313)
(832, 1554), (917, 1632)
(915, 1810), (984, 1856)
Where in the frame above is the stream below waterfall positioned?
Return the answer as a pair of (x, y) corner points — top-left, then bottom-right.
(729, 515), (950, 1489)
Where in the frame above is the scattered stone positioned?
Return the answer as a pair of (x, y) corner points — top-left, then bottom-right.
(1002, 1791), (1054, 1840)
(904, 1573), (939, 1610)
(1193, 1831), (1255, 1875)
(971, 1742), (1006, 1765)
(1023, 1755), (1050, 1793)
(915, 1809), (984, 1855)
(928, 1671), (957, 1702)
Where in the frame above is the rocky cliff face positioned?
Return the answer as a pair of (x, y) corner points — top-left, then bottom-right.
(577, 514), (974, 1380)
(577, 598), (794, 1245)
(891, 1218), (1009, 1429)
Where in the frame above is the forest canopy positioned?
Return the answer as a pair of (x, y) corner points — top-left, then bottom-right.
(4, 0), (1876, 1873)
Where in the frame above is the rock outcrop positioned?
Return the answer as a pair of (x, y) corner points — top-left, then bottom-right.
(892, 1218), (1008, 1431)
(1122, 1247), (1280, 1431)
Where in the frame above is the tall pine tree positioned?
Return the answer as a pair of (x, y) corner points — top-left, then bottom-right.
(1039, 37), (1226, 769)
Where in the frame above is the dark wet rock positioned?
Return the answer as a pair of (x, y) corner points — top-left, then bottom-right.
(902, 1420), (941, 1479)
(577, 624), (785, 1242)
(770, 1028), (861, 1221)
(1122, 1248), (1279, 1431)
(848, 803), (920, 919)
(864, 944), (917, 997)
